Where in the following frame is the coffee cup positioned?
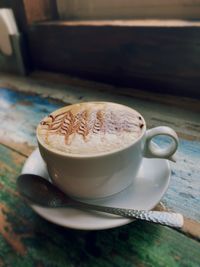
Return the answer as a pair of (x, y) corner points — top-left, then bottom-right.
(36, 102), (178, 199)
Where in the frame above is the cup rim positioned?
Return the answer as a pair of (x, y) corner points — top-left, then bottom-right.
(36, 102), (146, 159)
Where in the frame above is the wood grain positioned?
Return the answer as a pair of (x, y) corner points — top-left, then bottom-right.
(0, 144), (200, 267)
(0, 84), (200, 224)
(30, 71), (200, 113)
(1, 73), (199, 139)
(182, 217), (200, 240)
(0, 203), (26, 255)
(28, 21), (200, 98)
(0, 75), (200, 266)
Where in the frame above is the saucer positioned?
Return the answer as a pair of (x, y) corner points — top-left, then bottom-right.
(21, 148), (171, 230)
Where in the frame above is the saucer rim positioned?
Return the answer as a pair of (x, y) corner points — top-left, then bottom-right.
(22, 148), (171, 230)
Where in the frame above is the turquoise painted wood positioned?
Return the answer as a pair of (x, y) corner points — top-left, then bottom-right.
(0, 82), (200, 267)
(0, 87), (199, 221)
(156, 137), (200, 221)
(0, 87), (62, 146)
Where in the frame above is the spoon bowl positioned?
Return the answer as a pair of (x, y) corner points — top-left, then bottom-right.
(17, 174), (74, 207)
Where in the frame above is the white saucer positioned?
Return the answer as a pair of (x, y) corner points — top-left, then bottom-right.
(21, 148), (171, 230)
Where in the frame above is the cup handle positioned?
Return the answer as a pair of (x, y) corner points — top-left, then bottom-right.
(143, 126), (179, 162)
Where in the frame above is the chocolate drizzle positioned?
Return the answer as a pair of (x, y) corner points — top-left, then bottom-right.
(76, 110), (89, 140)
(92, 110), (104, 134)
(40, 108), (143, 144)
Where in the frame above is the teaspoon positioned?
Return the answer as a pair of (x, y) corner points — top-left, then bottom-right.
(17, 174), (184, 228)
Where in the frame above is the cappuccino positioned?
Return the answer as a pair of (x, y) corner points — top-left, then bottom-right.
(37, 102), (144, 156)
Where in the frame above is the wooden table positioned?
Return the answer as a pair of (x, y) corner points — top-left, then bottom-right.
(0, 73), (200, 267)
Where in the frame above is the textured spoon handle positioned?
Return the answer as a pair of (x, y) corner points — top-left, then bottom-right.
(79, 203), (184, 228)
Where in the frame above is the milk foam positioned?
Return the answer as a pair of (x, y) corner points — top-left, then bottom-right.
(37, 102), (145, 155)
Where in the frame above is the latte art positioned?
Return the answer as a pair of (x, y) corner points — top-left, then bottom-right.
(37, 102), (145, 155)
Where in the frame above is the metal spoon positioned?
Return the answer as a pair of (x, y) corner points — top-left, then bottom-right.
(17, 174), (184, 228)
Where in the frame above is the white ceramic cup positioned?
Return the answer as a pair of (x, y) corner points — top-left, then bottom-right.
(37, 102), (178, 199)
